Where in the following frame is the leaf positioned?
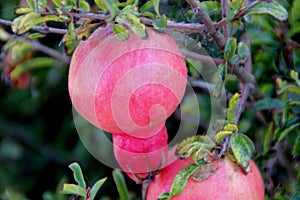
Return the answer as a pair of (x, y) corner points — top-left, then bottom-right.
(229, 54), (240, 65)
(293, 135), (300, 157)
(153, 15), (167, 29)
(95, 0), (107, 11)
(254, 98), (285, 111)
(10, 58), (59, 79)
(78, 0), (91, 12)
(279, 85), (300, 95)
(215, 131), (234, 144)
(247, 1), (288, 21)
(263, 123), (273, 155)
(26, 0), (35, 9)
(290, 70), (300, 87)
(116, 13), (146, 38)
(0, 28), (10, 41)
(90, 178), (107, 200)
(153, 0), (161, 15)
(112, 170), (129, 200)
(223, 123), (239, 132)
(213, 63), (227, 98)
(12, 12), (63, 34)
(229, 0), (242, 10)
(68, 162), (86, 188)
(291, 0), (300, 25)
(224, 37), (237, 61)
(158, 192), (170, 200)
(201, 1), (221, 18)
(230, 133), (255, 173)
(15, 7), (33, 14)
(192, 162), (217, 182)
(176, 136), (216, 160)
(113, 24), (130, 41)
(278, 122), (300, 142)
(29, 32), (45, 39)
(61, 184), (86, 197)
(52, 0), (62, 7)
(227, 93), (241, 124)
(140, 1), (153, 13)
(237, 42), (250, 59)
(169, 164), (201, 197)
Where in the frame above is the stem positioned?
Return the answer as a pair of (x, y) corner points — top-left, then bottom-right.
(221, 0), (230, 40)
(186, 0), (226, 49)
(181, 50), (224, 65)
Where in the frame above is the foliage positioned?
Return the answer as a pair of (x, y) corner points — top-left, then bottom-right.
(0, 0), (299, 199)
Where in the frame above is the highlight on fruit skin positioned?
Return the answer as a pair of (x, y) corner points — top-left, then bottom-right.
(112, 125), (168, 184)
(68, 23), (187, 138)
(146, 155), (265, 200)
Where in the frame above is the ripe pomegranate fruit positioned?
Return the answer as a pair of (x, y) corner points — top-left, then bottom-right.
(147, 156), (265, 200)
(68, 24), (187, 137)
(112, 125), (168, 184)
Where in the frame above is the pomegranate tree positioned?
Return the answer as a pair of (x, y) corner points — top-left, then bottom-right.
(147, 156), (265, 200)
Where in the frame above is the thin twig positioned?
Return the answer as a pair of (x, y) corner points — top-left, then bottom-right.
(181, 49), (224, 65)
(38, 10), (108, 21)
(221, 0), (230, 40)
(186, 0), (226, 49)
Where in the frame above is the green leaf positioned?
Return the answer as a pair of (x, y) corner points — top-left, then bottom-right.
(215, 130), (234, 143)
(52, 0), (62, 7)
(293, 135), (300, 157)
(95, 0), (107, 11)
(237, 42), (250, 59)
(12, 12), (63, 34)
(78, 0), (91, 12)
(140, 1), (153, 13)
(201, 1), (221, 17)
(263, 123), (273, 155)
(292, 192), (300, 200)
(229, 54), (240, 65)
(15, 7), (33, 14)
(116, 13), (146, 38)
(11, 42), (34, 63)
(291, 0), (300, 25)
(153, 15), (167, 29)
(227, 93), (241, 124)
(113, 24), (130, 41)
(0, 28), (10, 41)
(278, 122), (300, 142)
(279, 85), (300, 95)
(254, 98), (285, 111)
(153, 0), (161, 15)
(169, 164), (201, 197)
(112, 170), (129, 200)
(28, 32), (45, 39)
(26, 0), (35, 9)
(229, 0), (242, 10)
(68, 162), (86, 188)
(61, 184), (86, 197)
(214, 63), (227, 98)
(290, 70), (300, 87)
(224, 37), (237, 61)
(158, 192), (170, 200)
(176, 136), (216, 160)
(10, 57), (59, 79)
(230, 133), (255, 173)
(90, 178), (107, 200)
(247, 1), (288, 21)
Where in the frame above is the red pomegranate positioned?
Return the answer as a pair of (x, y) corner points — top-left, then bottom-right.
(147, 156), (265, 200)
(68, 24), (187, 137)
(112, 125), (168, 184)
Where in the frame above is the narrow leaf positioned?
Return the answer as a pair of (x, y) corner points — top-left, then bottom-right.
(229, 0), (242, 10)
(153, 0), (161, 15)
(61, 184), (86, 197)
(140, 1), (153, 13)
(278, 123), (300, 141)
(113, 24), (130, 41)
(15, 7), (33, 14)
(68, 162), (86, 188)
(95, 0), (107, 11)
(52, 0), (62, 7)
(153, 15), (167, 29)
(293, 135), (300, 157)
(230, 133), (255, 173)
(247, 1), (288, 21)
(263, 123), (273, 155)
(254, 98), (285, 111)
(237, 42), (250, 59)
(227, 93), (241, 124)
(169, 164), (201, 197)
(26, 0), (35, 9)
(290, 70), (300, 87)
(113, 170), (129, 200)
(215, 130), (234, 143)
(213, 63), (227, 98)
(90, 178), (107, 200)
(224, 37), (237, 61)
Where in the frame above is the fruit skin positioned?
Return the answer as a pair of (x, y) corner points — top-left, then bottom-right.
(147, 156), (265, 200)
(68, 24), (187, 137)
(112, 125), (168, 184)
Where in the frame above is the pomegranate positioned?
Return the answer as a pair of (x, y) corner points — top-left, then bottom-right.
(68, 24), (187, 137)
(147, 156), (265, 200)
(112, 125), (168, 183)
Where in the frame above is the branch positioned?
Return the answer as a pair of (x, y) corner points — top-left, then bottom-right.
(216, 0), (260, 29)
(186, 0), (226, 49)
(0, 19), (67, 34)
(221, 0), (230, 40)
(181, 50), (224, 65)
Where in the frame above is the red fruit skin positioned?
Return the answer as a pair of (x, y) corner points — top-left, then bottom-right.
(68, 24), (187, 137)
(112, 125), (168, 184)
(147, 157), (265, 200)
